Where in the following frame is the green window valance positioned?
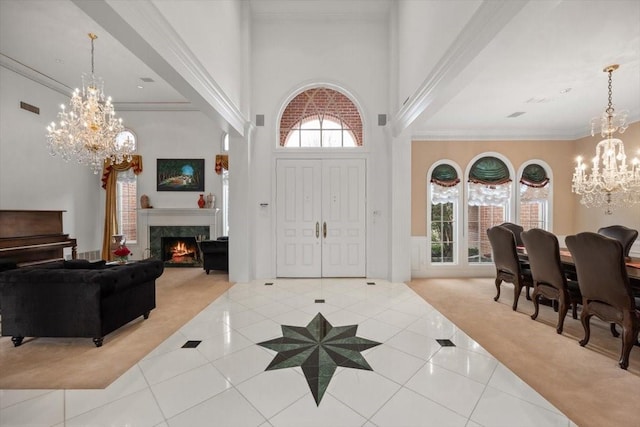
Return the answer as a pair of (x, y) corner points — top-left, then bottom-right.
(430, 164), (460, 187)
(468, 156), (511, 185)
(520, 163), (549, 188)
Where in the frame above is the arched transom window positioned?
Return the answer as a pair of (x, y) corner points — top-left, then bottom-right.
(280, 87), (363, 147)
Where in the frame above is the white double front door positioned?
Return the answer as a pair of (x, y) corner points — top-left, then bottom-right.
(276, 158), (366, 277)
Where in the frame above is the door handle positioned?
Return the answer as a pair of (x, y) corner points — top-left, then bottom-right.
(316, 222), (319, 238)
(323, 222), (327, 238)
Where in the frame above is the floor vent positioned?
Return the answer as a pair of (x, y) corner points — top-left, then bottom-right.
(436, 339), (455, 347)
(367, 282), (376, 285)
(264, 282), (273, 286)
(182, 340), (202, 348)
(315, 299), (325, 304)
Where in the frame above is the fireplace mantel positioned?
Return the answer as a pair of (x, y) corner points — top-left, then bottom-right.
(138, 208), (219, 254)
(140, 208), (219, 218)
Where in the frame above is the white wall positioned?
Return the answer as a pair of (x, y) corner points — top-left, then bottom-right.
(250, 15), (393, 280)
(121, 110), (223, 213)
(151, 0), (247, 115)
(0, 68), (103, 256)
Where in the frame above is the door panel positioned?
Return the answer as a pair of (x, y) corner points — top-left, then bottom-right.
(276, 160), (322, 277)
(276, 158), (365, 277)
(321, 159), (366, 277)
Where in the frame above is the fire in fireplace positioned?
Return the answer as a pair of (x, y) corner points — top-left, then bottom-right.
(161, 236), (200, 266)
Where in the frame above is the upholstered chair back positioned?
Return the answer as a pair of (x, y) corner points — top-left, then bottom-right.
(487, 225), (520, 277)
(521, 228), (566, 291)
(597, 225), (638, 258)
(566, 232), (633, 310)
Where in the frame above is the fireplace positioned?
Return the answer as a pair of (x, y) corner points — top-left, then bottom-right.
(161, 236), (200, 266)
(148, 225), (209, 262)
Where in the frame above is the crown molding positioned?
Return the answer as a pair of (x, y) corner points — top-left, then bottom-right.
(1, 54), (198, 112)
(0, 54), (71, 98)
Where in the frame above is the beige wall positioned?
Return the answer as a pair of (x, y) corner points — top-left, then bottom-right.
(412, 121), (640, 237)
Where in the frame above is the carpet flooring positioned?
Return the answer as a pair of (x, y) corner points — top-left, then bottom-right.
(409, 277), (640, 427)
(0, 268), (232, 390)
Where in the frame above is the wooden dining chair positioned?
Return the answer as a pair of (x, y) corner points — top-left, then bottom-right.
(521, 228), (582, 334)
(566, 232), (640, 369)
(597, 225), (638, 259)
(498, 222), (525, 247)
(487, 225), (533, 311)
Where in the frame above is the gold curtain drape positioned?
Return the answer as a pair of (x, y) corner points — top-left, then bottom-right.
(101, 155), (143, 260)
(215, 154), (229, 175)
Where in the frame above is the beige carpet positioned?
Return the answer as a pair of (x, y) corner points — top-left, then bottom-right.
(0, 268), (232, 390)
(409, 278), (640, 427)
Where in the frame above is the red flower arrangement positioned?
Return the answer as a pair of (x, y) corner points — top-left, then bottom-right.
(113, 245), (131, 263)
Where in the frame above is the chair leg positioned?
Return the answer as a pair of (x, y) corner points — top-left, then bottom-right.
(619, 325), (636, 370)
(494, 278), (501, 302)
(572, 302), (578, 319)
(530, 288), (540, 320)
(557, 299), (569, 334)
(512, 282), (522, 311)
(579, 312), (592, 347)
(525, 285), (531, 301)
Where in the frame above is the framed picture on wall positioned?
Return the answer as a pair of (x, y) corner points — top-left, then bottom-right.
(156, 158), (205, 191)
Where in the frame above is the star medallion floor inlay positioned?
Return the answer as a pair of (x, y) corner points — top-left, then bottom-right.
(257, 312), (381, 405)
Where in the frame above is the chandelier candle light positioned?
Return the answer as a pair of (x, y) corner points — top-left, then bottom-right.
(572, 64), (640, 214)
(46, 33), (133, 174)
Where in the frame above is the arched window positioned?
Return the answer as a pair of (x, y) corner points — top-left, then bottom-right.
(467, 155), (512, 264)
(429, 162), (461, 264)
(518, 162), (551, 231)
(279, 87), (363, 148)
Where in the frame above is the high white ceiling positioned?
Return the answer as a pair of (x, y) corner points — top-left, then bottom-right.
(1, 0), (638, 140)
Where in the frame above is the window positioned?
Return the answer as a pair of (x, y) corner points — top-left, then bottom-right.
(115, 130), (137, 242)
(519, 163), (551, 231)
(429, 163), (460, 264)
(467, 156), (512, 264)
(280, 87), (363, 148)
(221, 133), (229, 236)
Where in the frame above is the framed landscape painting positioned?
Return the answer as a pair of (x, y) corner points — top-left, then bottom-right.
(156, 158), (205, 191)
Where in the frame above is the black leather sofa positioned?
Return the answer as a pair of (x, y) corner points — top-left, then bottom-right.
(200, 236), (229, 273)
(0, 259), (164, 347)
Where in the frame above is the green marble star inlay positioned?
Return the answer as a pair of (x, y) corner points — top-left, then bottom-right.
(257, 312), (381, 405)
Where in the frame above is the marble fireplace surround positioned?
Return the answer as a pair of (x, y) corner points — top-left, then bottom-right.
(138, 208), (218, 259)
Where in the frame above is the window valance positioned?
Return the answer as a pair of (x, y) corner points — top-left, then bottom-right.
(468, 156), (511, 185)
(520, 163), (549, 188)
(430, 164), (460, 187)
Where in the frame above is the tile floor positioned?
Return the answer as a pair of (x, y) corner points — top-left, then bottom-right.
(0, 279), (577, 426)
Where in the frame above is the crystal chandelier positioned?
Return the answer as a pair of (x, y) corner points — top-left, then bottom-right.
(46, 33), (133, 174)
(572, 64), (640, 214)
